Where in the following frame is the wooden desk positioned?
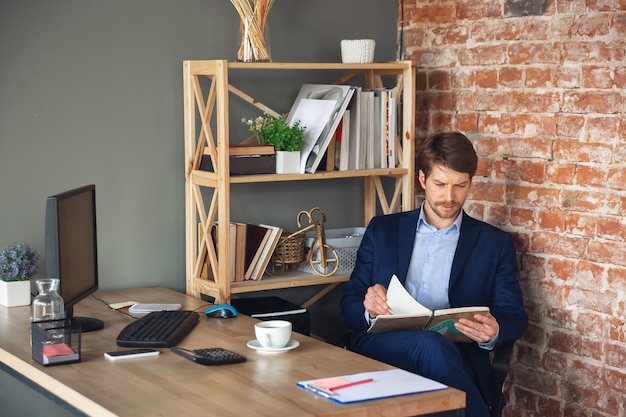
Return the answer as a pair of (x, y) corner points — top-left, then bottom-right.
(0, 287), (465, 417)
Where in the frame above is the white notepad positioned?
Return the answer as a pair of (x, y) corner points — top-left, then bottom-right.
(297, 368), (447, 404)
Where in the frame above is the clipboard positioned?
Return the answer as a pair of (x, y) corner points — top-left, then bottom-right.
(297, 369), (447, 404)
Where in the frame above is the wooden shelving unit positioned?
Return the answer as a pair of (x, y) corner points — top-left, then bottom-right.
(183, 60), (415, 305)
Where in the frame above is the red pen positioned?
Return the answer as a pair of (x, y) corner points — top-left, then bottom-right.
(326, 377), (374, 391)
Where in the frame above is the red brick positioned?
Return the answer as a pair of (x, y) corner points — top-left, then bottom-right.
(582, 65), (613, 89)
(456, 0), (501, 19)
(606, 167), (626, 191)
(525, 67), (553, 88)
(553, 141), (613, 162)
(459, 90), (509, 112)
(554, 65), (581, 88)
(562, 379), (601, 409)
(509, 186), (560, 208)
(555, 0), (587, 13)
(606, 267), (626, 296)
(562, 91), (623, 113)
(556, 115), (585, 138)
(615, 66), (626, 88)
(471, 18), (525, 42)
(585, 115), (621, 143)
(499, 66), (523, 88)
(459, 44), (508, 66)
(485, 204), (509, 226)
(562, 189), (621, 213)
(510, 91), (561, 112)
(504, 137), (553, 159)
(510, 207), (534, 228)
(508, 42), (561, 65)
(475, 69), (498, 88)
(531, 232), (586, 257)
(597, 216), (626, 241)
(607, 315), (625, 343)
(455, 112), (478, 132)
(478, 114), (515, 134)
(564, 286), (617, 315)
(588, 239), (626, 267)
(547, 163), (576, 184)
(430, 112), (454, 132)
(563, 212), (597, 237)
(548, 329), (582, 353)
(547, 257), (576, 281)
(538, 210), (565, 232)
(575, 165), (606, 187)
(603, 367), (626, 394)
(514, 114), (557, 136)
(563, 41), (619, 64)
(605, 342), (626, 368)
(572, 13), (614, 38)
(468, 179), (504, 202)
(428, 70), (451, 90)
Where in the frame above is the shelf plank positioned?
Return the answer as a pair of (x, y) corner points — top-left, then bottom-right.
(191, 168), (408, 184)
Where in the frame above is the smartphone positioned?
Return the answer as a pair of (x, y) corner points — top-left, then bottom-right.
(104, 348), (160, 361)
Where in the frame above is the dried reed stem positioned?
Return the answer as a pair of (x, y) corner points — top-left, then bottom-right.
(229, 0), (275, 61)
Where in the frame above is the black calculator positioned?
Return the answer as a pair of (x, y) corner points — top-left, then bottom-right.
(171, 347), (246, 366)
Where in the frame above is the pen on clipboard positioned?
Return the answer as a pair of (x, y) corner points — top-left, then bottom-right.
(325, 377), (374, 391)
(308, 377), (375, 397)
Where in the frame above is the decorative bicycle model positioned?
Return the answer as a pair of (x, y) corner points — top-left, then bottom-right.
(269, 207), (340, 277)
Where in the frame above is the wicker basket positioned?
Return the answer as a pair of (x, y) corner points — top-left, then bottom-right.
(271, 232), (305, 268)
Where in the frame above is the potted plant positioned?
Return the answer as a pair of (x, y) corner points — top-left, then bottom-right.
(243, 113), (306, 174)
(0, 242), (39, 307)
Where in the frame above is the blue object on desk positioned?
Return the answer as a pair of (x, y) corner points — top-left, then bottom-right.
(205, 304), (238, 319)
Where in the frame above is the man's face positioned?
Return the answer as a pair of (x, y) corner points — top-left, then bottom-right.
(419, 164), (472, 229)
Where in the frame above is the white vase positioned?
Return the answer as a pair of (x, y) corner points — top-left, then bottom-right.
(275, 151), (300, 174)
(0, 280), (32, 307)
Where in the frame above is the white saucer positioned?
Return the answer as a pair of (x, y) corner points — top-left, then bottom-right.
(246, 339), (300, 353)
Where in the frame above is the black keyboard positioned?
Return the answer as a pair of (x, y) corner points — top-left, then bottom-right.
(116, 310), (199, 348)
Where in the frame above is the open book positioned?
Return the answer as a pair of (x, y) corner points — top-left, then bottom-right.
(367, 275), (489, 343)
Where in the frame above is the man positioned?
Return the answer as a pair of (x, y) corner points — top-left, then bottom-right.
(341, 132), (528, 417)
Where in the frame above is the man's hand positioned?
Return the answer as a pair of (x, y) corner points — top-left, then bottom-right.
(455, 312), (499, 343)
(364, 284), (391, 318)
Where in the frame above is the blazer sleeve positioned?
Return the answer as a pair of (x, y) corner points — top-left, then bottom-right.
(340, 212), (417, 332)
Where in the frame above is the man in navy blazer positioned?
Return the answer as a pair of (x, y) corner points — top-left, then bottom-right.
(341, 132), (528, 417)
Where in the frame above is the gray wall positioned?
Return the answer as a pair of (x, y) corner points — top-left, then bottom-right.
(0, 1), (397, 322)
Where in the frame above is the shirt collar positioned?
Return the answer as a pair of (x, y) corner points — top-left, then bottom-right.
(417, 202), (463, 234)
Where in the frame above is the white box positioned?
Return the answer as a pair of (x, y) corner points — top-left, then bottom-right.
(298, 227), (365, 275)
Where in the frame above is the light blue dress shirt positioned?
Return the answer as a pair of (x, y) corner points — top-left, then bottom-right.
(405, 207), (462, 310)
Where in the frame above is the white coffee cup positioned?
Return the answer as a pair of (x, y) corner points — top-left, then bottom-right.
(254, 320), (292, 349)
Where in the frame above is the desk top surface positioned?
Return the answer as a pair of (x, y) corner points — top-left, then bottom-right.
(0, 286), (464, 417)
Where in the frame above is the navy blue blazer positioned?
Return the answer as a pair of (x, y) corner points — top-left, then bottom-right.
(341, 209), (528, 397)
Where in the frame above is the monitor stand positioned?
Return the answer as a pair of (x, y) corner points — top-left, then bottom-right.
(70, 316), (104, 332)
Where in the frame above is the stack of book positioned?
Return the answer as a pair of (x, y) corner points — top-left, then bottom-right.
(284, 83), (399, 174)
(202, 222), (283, 282)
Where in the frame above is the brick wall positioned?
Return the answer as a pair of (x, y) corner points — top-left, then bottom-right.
(400, 1), (626, 416)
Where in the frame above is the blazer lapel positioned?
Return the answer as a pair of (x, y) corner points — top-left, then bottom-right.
(449, 212), (480, 289)
(397, 209), (420, 283)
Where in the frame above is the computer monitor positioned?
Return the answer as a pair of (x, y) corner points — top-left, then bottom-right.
(45, 184), (104, 332)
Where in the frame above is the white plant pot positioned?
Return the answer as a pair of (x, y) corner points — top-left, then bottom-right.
(0, 280), (32, 307)
(276, 151), (300, 174)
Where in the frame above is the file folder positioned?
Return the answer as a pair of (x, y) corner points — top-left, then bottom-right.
(297, 368), (447, 404)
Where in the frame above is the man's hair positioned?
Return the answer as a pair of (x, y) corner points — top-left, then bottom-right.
(417, 132), (478, 178)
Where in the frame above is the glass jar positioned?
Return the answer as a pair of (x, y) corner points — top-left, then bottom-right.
(31, 278), (65, 344)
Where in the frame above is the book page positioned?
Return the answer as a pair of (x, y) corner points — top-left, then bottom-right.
(386, 275), (432, 316)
